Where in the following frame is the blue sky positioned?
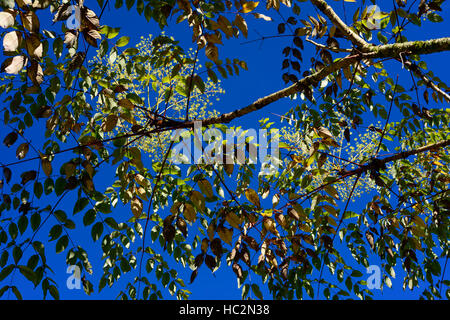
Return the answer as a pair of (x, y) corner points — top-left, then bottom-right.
(1, 0), (449, 300)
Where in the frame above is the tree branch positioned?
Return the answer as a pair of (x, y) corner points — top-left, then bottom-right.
(178, 37), (450, 129)
(402, 59), (450, 102)
(310, 0), (371, 50)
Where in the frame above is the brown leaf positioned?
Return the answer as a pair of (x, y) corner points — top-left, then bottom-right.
(217, 225), (233, 245)
(198, 179), (213, 199)
(194, 254), (204, 267)
(190, 190), (205, 212)
(232, 262), (243, 279)
(25, 34), (43, 58)
(20, 10), (39, 33)
(21, 170), (37, 185)
(245, 188), (260, 208)
(16, 143), (29, 160)
(200, 238), (209, 253)
(190, 268), (198, 284)
(131, 196), (143, 219)
(205, 254), (216, 271)
(101, 114), (118, 132)
(3, 131), (18, 147)
(205, 43), (219, 63)
(64, 30), (78, 49)
(27, 60), (44, 85)
(41, 155), (52, 177)
(3, 167), (12, 184)
(176, 217), (187, 237)
(210, 238), (223, 257)
(183, 203), (196, 222)
(233, 14), (248, 38)
(81, 7), (100, 29)
(82, 29), (101, 47)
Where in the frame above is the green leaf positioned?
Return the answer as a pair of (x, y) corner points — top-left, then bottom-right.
(55, 235), (69, 254)
(91, 222), (104, 241)
(116, 36), (130, 47)
(73, 198), (89, 215)
(18, 265), (37, 284)
(13, 246), (22, 264)
(0, 265), (15, 281)
(11, 286), (22, 300)
(49, 224), (62, 241)
(48, 285), (59, 300)
(83, 209), (97, 226)
(33, 182), (43, 199)
(251, 284), (263, 299)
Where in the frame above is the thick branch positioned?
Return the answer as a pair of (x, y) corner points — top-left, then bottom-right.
(342, 139), (450, 178)
(403, 59), (450, 102)
(180, 37), (450, 129)
(310, 0), (371, 50)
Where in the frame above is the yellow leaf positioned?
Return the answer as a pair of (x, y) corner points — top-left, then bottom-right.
(135, 173), (150, 188)
(101, 114), (118, 132)
(198, 179), (214, 199)
(16, 143), (29, 160)
(261, 209), (272, 217)
(226, 212), (242, 229)
(41, 155), (52, 177)
(233, 14), (248, 38)
(207, 222), (216, 241)
(190, 190), (205, 212)
(263, 218), (279, 236)
(241, 1), (259, 13)
(217, 226), (233, 244)
(245, 188), (260, 208)
(324, 185), (340, 200)
(131, 197), (143, 219)
(183, 203), (196, 222)
(136, 187), (148, 201)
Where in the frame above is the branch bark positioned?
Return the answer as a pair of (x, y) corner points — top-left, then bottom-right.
(403, 59), (450, 102)
(341, 139), (450, 178)
(310, 0), (371, 50)
(178, 37), (450, 129)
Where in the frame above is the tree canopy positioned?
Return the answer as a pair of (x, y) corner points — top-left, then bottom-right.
(0, 0), (449, 300)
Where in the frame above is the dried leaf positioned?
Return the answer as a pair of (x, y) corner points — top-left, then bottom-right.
(217, 225), (233, 245)
(233, 14), (248, 38)
(16, 143), (29, 160)
(198, 179), (213, 199)
(245, 188), (260, 208)
(183, 203), (196, 222)
(131, 197), (143, 219)
(205, 43), (218, 62)
(20, 10), (39, 33)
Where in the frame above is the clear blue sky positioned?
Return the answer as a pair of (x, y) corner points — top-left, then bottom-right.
(1, 0), (449, 300)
